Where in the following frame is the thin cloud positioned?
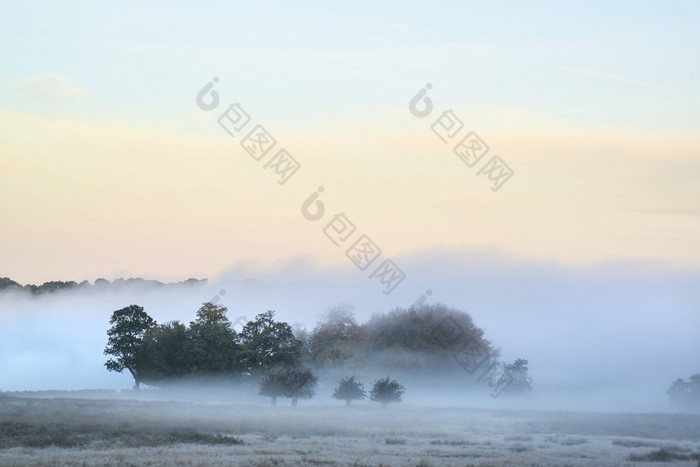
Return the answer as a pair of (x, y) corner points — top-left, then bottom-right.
(11, 72), (85, 106)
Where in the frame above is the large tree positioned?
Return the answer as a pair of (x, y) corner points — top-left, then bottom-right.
(332, 376), (366, 405)
(104, 305), (155, 389)
(139, 320), (191, 385)
(239, 311), (302, 376)
(187, 302), (242, 378)
(363, 304), (495, 372)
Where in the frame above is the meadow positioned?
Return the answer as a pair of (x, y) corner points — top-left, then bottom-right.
(1, 391), (699, 466)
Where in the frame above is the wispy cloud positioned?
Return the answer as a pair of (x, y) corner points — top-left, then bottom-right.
(11, 73), (85, 107)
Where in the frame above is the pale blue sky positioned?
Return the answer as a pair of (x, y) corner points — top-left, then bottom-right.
(2, 0), (698, 130)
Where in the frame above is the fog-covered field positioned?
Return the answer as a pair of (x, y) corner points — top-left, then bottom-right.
(1, 392), (699, 466)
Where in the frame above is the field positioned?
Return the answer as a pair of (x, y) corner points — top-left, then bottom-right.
(1, 392), (699, 466)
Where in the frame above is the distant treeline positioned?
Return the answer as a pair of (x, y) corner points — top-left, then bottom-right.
(0, 277), (206, 295)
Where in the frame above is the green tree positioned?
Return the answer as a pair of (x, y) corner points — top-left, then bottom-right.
(139, 321), (191, 385)
(370, 376), (405, 408)
(187, 302), (242, 378)
(332, 376), (366, 405)
(239, 311), (301, 376)
(104, 305), (155, 389)
(284, 368), (318, 407)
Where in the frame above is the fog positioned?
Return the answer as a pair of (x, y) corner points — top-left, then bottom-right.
(1, 247), (698, 414)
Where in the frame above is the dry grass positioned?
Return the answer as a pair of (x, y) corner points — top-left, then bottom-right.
(1, 393), (700, 466)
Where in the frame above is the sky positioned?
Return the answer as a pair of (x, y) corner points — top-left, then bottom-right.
(0, 1), (698, 405)
(1, 0), (698, 284)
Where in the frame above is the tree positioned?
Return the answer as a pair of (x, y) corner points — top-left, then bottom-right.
(258, 370), (287, 407)
(284, 368), (318, 407)
(666, 374), (700, 410)
(332, 376), (366, 405)
(363, 304), (495, 373)
(258, 368), (318, 406)
(239, 311), (302, 376)
(139, 321), (191, 385)
(187, 302), (242, 377)
(498, 358), (533, 395)
(370, 376), (405, 408)
(104, 305), (155, 389)
(308, 306), (367, 369)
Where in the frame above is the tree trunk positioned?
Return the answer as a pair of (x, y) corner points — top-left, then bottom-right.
(271, 396), (277, 407)
(129, 369), (140, 390)
(291, 397), (298, 407)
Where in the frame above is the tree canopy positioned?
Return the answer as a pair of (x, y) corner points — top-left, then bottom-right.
(332, 376), (366, 405)
(103, 305), (155, 389)
(370, 376), (405, 408)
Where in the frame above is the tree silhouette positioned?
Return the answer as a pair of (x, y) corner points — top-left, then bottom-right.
(258, 368), (318, 406)
(370, 376), (405, 408)
(498, 358), (533, 395)
(666, 374), (700, 410)
(104, 305), (155, 389)
(239, 311), (302, 376)
(332, 376), (366, 405)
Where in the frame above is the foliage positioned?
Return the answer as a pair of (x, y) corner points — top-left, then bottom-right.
(370, 376), (405, 407)
(102, 300), (512, 394)
(258, 368), (318, 406)
(499, 358), (533, 395)
(331, 376), (366, 405)
(666, 374), (700, 410)
(239, 311), (302, 376)
(307, 306), (367, 369)
(139, 321), (191, 383)
(103, 305), (155, 389)
(362, 304), (496, 372)
(187, 303), (242, 377)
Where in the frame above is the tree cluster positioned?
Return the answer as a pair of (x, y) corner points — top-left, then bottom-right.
(104, 301), (533, 403)
(301, 304), (497, 374)
(105, 304), (301, 389)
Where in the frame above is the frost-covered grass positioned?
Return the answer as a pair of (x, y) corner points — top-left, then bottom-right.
(1, 394), (700, 466)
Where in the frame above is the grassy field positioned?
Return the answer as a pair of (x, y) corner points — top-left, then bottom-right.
(1, 392), (699, 466)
